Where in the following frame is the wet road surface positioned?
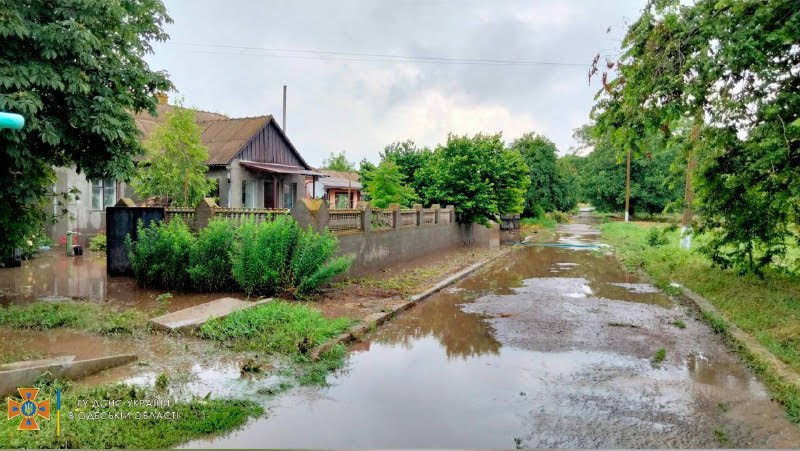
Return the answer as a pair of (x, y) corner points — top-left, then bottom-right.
(186, 218), (800, 448)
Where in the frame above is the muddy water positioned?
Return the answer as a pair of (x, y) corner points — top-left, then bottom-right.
(184, 216), (800, 449)
(0, 251), (237, 312)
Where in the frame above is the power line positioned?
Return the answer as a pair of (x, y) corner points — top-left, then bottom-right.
(163, 42), (588, 68)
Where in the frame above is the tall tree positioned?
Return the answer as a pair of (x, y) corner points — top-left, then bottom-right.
(379, 140), (433, 197)
(321, 150), (355, 172)
(419, 133), (529, 225)
(511, 133), (577, 216)
(131, 107), (214, 207)
(0, 0), (172, 259)
(364, 161), (417, 209)
(592, 0), (800, 272)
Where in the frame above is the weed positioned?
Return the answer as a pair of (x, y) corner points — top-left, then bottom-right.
(713, 427), (729, 444)
(520, 216), (557, 229)
(153, 292), (172, 316)
(671, 319), (687, 329)
(717, 402), (729, 413)
(0, 301), (148, 335)
(155, 373), (169, 391)
(199, 301), (352, 357)
(607, 322), (638, 328)
(0, 349), (45, 365)
(295, 344), (348, 386)
(651, 347), (667, 366)
(702, 311), (728, 334)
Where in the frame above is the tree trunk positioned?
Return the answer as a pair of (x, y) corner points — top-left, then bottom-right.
(624, 148), (631, 222)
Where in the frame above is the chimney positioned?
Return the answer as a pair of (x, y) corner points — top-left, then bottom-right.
(156, 92), (168, 105)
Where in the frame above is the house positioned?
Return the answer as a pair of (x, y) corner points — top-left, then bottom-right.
(49, 95), (322, 245)
(306, 169), (362, 209)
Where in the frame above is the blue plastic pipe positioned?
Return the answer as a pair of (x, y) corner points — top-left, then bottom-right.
(0, 112), (25, 130)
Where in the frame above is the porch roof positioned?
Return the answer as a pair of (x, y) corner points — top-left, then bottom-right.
(240, 161), (326, 177)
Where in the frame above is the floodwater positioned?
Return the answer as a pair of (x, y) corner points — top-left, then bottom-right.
(187, 215), (800, 449)
(0, 251), (237, 312)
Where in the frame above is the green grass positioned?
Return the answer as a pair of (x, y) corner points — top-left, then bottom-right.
(601, 221), (800, 422)
(0, 301), (148, 335)
(651, 347), (667, 366)
(0, 349), (45, 365)
(671, 319), (687, 329)
(521, 216), (557, 229)
(198, 300), (353, 355)
(0, 378), (262, 448)
(601, 221), (800, 372)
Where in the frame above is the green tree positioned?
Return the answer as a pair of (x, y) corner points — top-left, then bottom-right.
(131, 108), (214, 207)
(510, 133), (577, 215)
(419, 133), (529, 225)
(592, 0), (800, 272)
(0, 0), (171, 260)
(379, 140), (433, 197)
(364, 161), (417, 208)
(357, 158), (376, 203)
(322, 150), (355, 172)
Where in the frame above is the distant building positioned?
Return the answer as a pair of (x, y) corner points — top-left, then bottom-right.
(49, 94), (322, 245)
(306, 169), (362, 209)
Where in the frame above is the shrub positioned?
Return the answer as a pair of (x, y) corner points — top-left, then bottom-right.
(548, 210), (571, 224)
(126, 218), (194, 290)
(230, 216), (352, 297)
(188, 219), (236, 291)
(88, 233), (107, 252)
(645, 227), (669, 247)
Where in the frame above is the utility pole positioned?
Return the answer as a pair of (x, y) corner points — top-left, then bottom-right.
(624, 148), (631, 222)
(282, 85), (287, 132)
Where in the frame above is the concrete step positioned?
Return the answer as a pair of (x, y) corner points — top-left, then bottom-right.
(0, 355), (75, 371)
(149, 297), (271, 332)
(0, 354), (137, 396)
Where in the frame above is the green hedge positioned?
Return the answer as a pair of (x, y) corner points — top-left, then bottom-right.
(126, 216), (352, 297)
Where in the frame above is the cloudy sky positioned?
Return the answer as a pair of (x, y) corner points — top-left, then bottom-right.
(146, 0), (643, 166)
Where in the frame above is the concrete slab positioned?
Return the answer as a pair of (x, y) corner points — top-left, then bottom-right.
(149, 297), (271, 332)
(0, 354), (137, 396)
(0, 355), (75, 371)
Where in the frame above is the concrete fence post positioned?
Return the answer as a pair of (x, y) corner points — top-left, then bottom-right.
(447, 205), (455, 223)
(431, 204), (441, 224)
(291, 198), (329, 232)
(413, 204), (422, 227)
(388, 203), (400, 229)
(361, 202), (372, 233)
(194, 198), (218, 230)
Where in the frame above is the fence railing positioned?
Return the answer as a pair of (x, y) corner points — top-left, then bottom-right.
(328, 209), (362, 233)
(117, 198), (455, 236)
(214, 208), (288, 225)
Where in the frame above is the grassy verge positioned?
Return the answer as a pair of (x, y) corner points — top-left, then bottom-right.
(0, 378), (262, 448)
(199, 301), (354, 385)
(600, 221), (800, 421)
(0, 301), (148, 335)
(521, 216), (557, 229)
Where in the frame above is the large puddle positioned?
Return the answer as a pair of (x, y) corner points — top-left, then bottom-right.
(186, 217), (800, 448)
(0, 251), (237, 312)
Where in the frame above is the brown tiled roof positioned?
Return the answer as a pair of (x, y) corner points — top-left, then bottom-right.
(133, 105), (271, 165)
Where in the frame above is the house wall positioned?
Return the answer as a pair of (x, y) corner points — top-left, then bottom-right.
(326, 188), (360, 209)
(225, 159), (304, 209)
(48, 167), (128, 246)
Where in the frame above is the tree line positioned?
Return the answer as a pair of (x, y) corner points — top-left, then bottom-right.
(323, 132), (587, 226)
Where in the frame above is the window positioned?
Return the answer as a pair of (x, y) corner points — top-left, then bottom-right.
(91, 178), (116, 210)
(242, 180), (256, 208)
(283, 182), (297, 209)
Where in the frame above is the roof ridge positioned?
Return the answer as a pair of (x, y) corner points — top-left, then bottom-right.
(198, 114), (271, 124)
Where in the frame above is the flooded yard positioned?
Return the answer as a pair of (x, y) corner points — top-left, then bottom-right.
(186, 217), (800, 448)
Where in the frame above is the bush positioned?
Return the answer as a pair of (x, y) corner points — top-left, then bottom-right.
(88, 233), (107, 252)
(126, 218), (194, 290)
(548, 211), (571, 224)
(188, 219), (236, 291)
(645, 227), (669, 247)
(230, 216), (352, 297)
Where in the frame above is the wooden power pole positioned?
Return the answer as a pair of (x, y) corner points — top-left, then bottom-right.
(624, 148), (631, 222)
